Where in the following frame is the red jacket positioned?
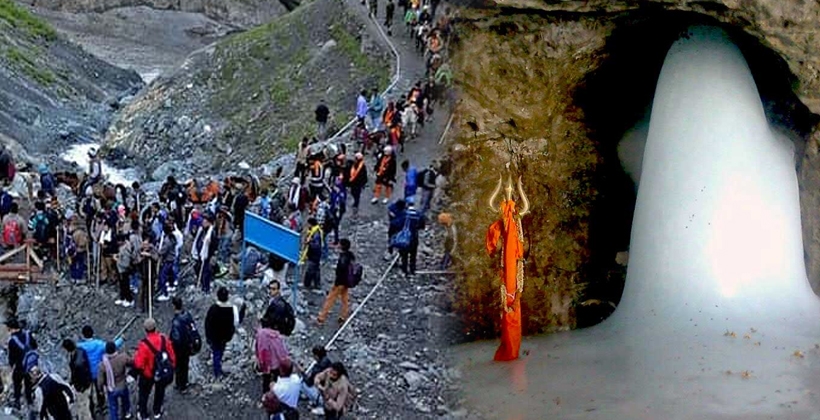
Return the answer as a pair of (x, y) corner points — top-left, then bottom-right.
(134, 332), (176, 379)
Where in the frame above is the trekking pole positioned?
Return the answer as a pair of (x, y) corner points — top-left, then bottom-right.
(196, 259), (205, 291)
(87, 244), (91, 286)
(56, 227), (60, 273)
(96, 245), (101, 288)
(148, 259), (153, 319)
(113, 315), (139, 342)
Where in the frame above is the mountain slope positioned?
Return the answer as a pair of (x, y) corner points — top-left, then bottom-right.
(0, 0), (142, 160)
(103, 0), (391, 178)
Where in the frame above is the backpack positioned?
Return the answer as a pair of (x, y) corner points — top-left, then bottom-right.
(73, 348), (92, 392)
(3, 218), (22, 247)
(423, 168), (437, 187)
(143, 336), (174, 386)
(33, 213), (48, 244)
(266, 298), (296, 336)
(389, 216), (412, 250)
(186, 318), (202, 355)
(279, 300), (296, 336)
(0, 191), (11, 215)
(11, 332), (38, 373)
(347, 260), (363, 288)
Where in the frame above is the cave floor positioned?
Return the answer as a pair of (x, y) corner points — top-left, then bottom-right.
(453, 322), (820, 420)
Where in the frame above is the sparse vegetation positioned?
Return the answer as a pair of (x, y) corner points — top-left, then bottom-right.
(166, 0), (390, 167)
(0, 0), (57, 41)
(5, 45), (56, 85)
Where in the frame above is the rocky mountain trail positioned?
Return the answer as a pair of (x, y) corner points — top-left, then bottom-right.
(102, 0), (393, 180)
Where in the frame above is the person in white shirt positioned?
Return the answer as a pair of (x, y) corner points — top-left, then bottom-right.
(273, 359), (302, 409)
(171, 222), (183, 292)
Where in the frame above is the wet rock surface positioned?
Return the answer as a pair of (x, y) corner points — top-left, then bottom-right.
(0, 0), (143, 166)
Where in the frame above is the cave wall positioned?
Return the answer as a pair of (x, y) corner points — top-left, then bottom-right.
(448, 13), (610, 339)
(447, 4), (820, 340)
(479, 0), (820, 115)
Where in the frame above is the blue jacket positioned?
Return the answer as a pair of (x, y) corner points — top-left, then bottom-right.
(405, 166), (418, 191)
(77, 337), (124, 380)
(394, 207), (425, 244)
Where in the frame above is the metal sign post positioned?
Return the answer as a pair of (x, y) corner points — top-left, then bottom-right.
(242, 213), (301, 308)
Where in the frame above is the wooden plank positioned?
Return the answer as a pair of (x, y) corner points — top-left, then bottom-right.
(0, 265), (40, 272)
(0, 245), (27, 264)
(28, 248), (43, 268)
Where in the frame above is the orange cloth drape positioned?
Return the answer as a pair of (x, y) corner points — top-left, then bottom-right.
(486, 199), (523, 362)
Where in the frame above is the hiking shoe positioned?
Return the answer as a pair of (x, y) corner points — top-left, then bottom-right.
(124, 414), (132, 420)
(311, 407), (325, 416)
(157, 295), (170, 302)
(370, 197), (378, 204)
(122, 301), (134, 308)
(153, 413), (163, 419)
(114, 299), (123, 306)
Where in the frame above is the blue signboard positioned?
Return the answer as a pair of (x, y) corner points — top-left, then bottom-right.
(243, 213), (300, 263)
(242, 213), (301, 308)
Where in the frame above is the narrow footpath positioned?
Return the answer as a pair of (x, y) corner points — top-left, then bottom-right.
(290, 0), (464, 418)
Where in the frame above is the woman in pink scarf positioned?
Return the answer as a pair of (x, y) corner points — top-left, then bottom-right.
(255, 316), (291, 394)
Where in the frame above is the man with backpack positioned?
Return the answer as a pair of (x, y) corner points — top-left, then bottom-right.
(318, 239), (360, 325)
(66, 213), (89, 283)
(97, 341), (132, 420)
(392, 196), (426, 277)
(28, 201), (51, 250)
(133, 318), (176, 420)
(6, 318), (37, 410)
(77, 325), (125, 417)
(29, 366), (75, 420)
(263, 280), (296, 336)
(300, 218), (323, 291)
(2, 202), (26, 249)
(38, 164), (56, 198)
(204, 287), (246, 378)
(169, 297), (200, 393)
(419, 162), (438, 215)
(61, 339), (93, 420)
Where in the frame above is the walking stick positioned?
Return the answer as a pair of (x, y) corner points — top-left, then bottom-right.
(87, 244), (91, 286)
(196, 258), (205, 290)
(56, 227), (60, 273)
(113, 315), (139, 341)
(97, 244), (102, 288)
(148, 259), (153, 319)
